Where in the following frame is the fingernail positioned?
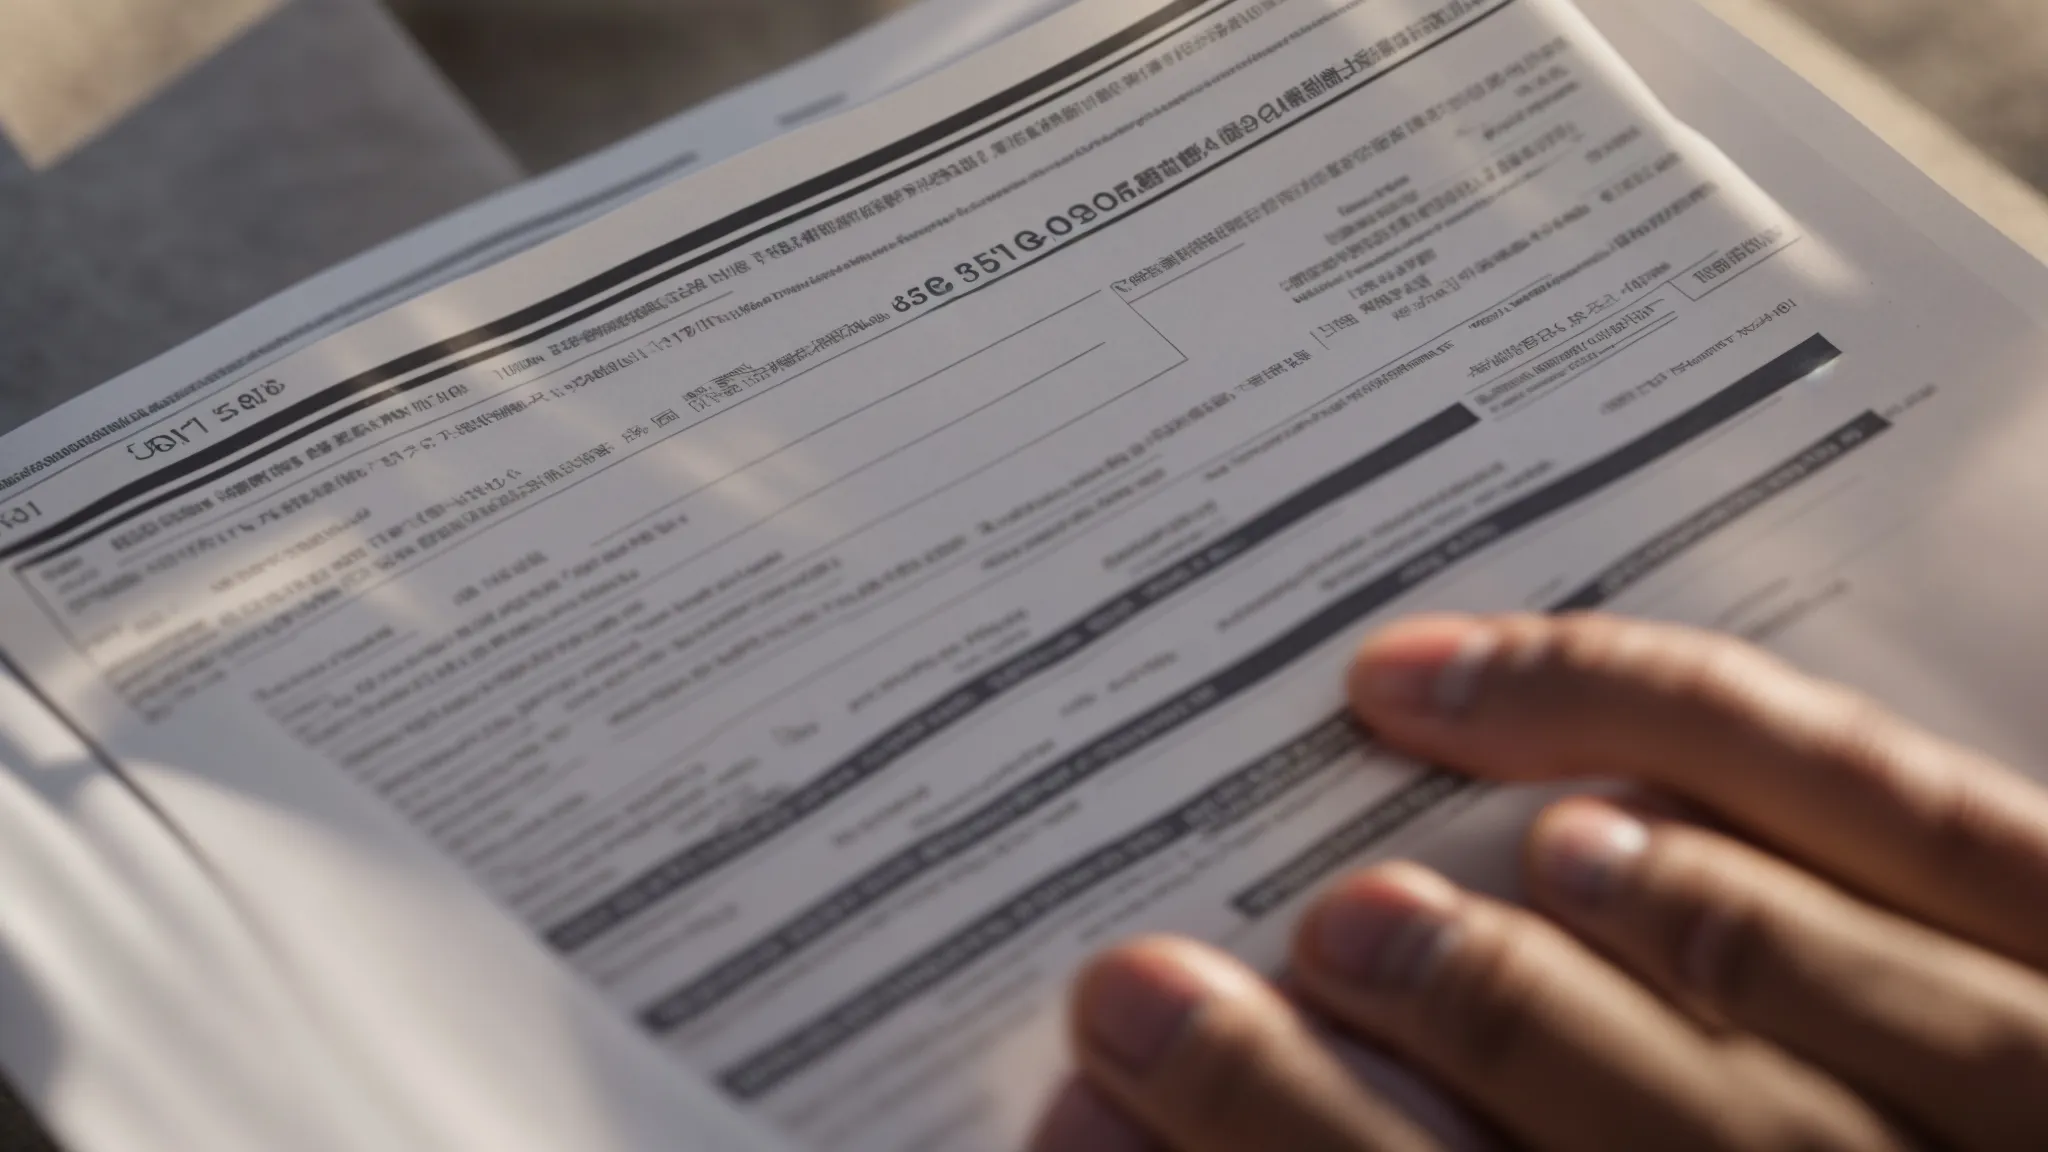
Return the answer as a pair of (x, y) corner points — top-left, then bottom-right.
(1077, 955), (1206, 1075)
(1353, 617), (1498, 719)
(1535, 804), (1649, 909)
(1029, 1082), (1155, 1152)
(1310, 866), (1462, 992)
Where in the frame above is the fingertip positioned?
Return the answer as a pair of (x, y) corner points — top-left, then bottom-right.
(1348, 614), (1497, 723)
(1526, 799), (1651, 914)
(1297, 863), (1466, 995)
(1072, 938), (1251, 1077)
(1072, 937), (1449, 1152)
(1361, 860), (1466, 907)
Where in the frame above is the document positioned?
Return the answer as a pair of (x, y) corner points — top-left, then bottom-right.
(3, 0), (2047, 1149)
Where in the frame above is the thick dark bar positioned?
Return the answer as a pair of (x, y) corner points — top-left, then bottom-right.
(633, 334), (1846, 1045)
(1230, 770), (1470, 917)
(704, 715), (1359, 1093)
(544, 405), (1480, 950)
(1552, 410), (1889, 611)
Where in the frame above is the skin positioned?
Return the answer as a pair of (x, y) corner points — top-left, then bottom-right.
(1028, 613), (2048, 1151)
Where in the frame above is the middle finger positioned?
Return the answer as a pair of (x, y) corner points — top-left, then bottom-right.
(1524, 797), (2048, 1149)
(1345, 614), (2048, 969)
(1288, 863), (1902, 1152)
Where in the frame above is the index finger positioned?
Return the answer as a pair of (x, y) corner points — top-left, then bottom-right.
(1346, 613), (2048, 970)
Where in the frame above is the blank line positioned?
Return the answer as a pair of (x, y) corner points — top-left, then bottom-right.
(592, 291), (1104, 548)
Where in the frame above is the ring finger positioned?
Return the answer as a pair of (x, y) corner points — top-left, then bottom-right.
(1521, 797), (2048, 1149)
(1287, 863), (1903, 1152)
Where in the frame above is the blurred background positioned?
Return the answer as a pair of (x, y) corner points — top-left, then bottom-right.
(386, 0), (2048, 192)
(388, 0), (914, 172)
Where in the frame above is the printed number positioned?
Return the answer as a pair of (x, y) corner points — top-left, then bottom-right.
(950, 245), (1018, 287)
(211, 379), (288, 425)
(891, 277), (957, 313)
(954, 251), (1006, 284)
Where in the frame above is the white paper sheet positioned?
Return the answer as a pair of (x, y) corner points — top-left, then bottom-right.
(3, 1), (2046, 1150)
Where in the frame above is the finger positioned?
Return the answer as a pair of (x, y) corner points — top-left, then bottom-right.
(1528, 797), (2048, 1149)
(1347, 613), (2048, 969)
(1065, 937), (1440, 1152)
(1028, 1079), (1162, 1152)
(1291, 863), (1902, 1152)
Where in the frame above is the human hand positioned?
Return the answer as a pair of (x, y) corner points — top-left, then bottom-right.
(1030, 614), (2048, 1151)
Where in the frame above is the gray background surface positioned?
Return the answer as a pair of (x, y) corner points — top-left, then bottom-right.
(0, 0), (518, 432)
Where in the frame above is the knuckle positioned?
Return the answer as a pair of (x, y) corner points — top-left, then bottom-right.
(1749, 678), (2030, 891)
(1632, 824), (1734, 904)
(1631, 829), (1778, 1008)
(1526, 613), (1627, 682)
(1677, 880), (1771, 1010)
(1544, 617), (1859, 761)
(1504, 617), (1773, 774)
(1160, 1005), (1365, 1150)
(1892, 740), (2021, 881)
(1170, 1013), (1282, 1133)
(1422, 908), (1554, 1078)
(1741, 1101), (1897, 1152)
(1721, 1048), (1906, 1152)
(1785, 689), (2000, 851)
(1787, 688), (1914, 782)
(1534, 615), (1748, 709)
(1163, 1006), (1427, 1152)
(1635, 630), (1759, 720)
